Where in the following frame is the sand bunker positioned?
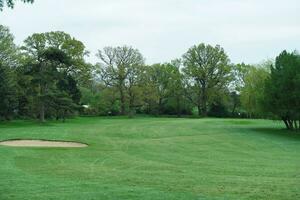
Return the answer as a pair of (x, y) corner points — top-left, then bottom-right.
(0, 140), (88, 148)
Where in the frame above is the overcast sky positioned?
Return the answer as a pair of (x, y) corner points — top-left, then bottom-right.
(1, 0), (300, 64)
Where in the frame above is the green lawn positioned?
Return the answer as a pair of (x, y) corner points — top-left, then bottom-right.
(0, 117), (299, 200)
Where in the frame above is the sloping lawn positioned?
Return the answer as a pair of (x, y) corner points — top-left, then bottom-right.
(0, 117), (299, 200)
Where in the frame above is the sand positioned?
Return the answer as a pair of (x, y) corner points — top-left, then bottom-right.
(0, 140), (88, 148)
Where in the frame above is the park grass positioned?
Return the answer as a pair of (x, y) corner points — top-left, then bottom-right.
(0, 117), (299, 200)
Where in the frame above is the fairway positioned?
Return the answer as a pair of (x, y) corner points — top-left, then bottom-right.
(0, 117), (299, 200)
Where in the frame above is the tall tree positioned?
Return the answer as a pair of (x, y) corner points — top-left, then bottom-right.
(182, 43), (232, 116)
(22, 31), (92, 85)
(29, 48), (63, 122)
(22, 46), (80, 122)
(240, 65), (269, 118)
(166, 60), (185, 116)
(231, 63), (252, 92)
(146, 63), (173, 114)
(0, 0), (33, 10)
(0, 61), (17, 120)
(0, 25), (19, 67)
(97, 46), (144, 115)
(142, 60), (185, 116)
(0, 25), (18, 120)
(264, 50), (300, 130)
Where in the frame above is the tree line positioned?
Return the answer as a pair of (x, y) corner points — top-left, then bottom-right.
(0, 25), (299, 130)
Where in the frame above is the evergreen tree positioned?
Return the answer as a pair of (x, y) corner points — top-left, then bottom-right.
(264, 50), (300, 130)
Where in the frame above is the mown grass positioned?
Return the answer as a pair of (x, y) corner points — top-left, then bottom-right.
(0, 117), (299, 200)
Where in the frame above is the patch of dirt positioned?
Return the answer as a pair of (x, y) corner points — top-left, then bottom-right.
(0, 140), (88, 148)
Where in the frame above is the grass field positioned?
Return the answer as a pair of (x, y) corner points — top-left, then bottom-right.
(0, 117), (299, 200)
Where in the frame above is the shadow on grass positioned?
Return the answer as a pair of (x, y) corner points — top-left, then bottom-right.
(224, 120), (256, 125)
(250, 127), (300, 141)
(0, 120), (55, 129)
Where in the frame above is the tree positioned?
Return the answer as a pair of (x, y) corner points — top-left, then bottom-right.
(0, 61), (17, 120)
(144, 63), (173, 114)
(31, 48), (63, 122)
(19, 31), (92, 121)
(0, 25), (18, 120)
(228, 91), (241, 116)
(21, 47), (80, 122)
(166, 60), (186, 116)
(141, 60), (187, 116)
(15, 63), (34, 118)
(182, 43), (232, 116)
(240, 64), (270, 118)
(0, 25), (19, 67)
(80, 84), (120, 116)
(126, 58), (145, 114)
(264, 50), (300, 131)
(22, 31), (92, 85)
(96, 46), (145, 115)
(231, 63), (252, 92)
(0, 0), (33, 10)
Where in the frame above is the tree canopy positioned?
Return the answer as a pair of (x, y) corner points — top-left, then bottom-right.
(240, 63), (270, 118)
(264, 51), (300, 130)
(22, 31), (92, 85)
(0, 23), (299, 130)
(182, 43), (232, 116)
(0, 25), (19, 67)
(96, 46), (145, 115)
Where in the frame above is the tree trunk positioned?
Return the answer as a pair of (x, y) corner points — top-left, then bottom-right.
(201, 87), (207, 117)
(288, 119), (294, 130)
(39, 102), (45, 122)
(197, 105), (201, 116)
(283, 118), (295, 130)
(129, 97), (134, 110)
(62, 110), (66, 123)
(232, 104), (237, 116)
(201, 103), (207, 117)
(158, 97), (163, 115)
(39, 76), (46, 122)
(282, 119), (300, 131)
(176, 96), (181, 117)
(294, 120), (298, 130)
(282, 118), (289, 130)
(197, 91), (202, 116)
(119, 86), (126, 115)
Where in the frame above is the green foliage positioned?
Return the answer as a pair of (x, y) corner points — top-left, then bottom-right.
(0, 25), (19, 67)
(231, 63), (253, 92)
(208, 99), (229, 117)
(57, 72), (81, 104)
(240, 64), (270, 118)
(0, 62), (17, 120)
(16, 31), (93, 122)
(0, 25), (18, 120)
(97, 46), (145, 115)
(80, 85), (120, 116)
(264, 50), (300, 130)
(22, 31), (92, 85)
(1, 24), (299, 123)
(142, 61), (191, 116)
(182, 43), (232, 116)
(20, 47), (81, 122)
